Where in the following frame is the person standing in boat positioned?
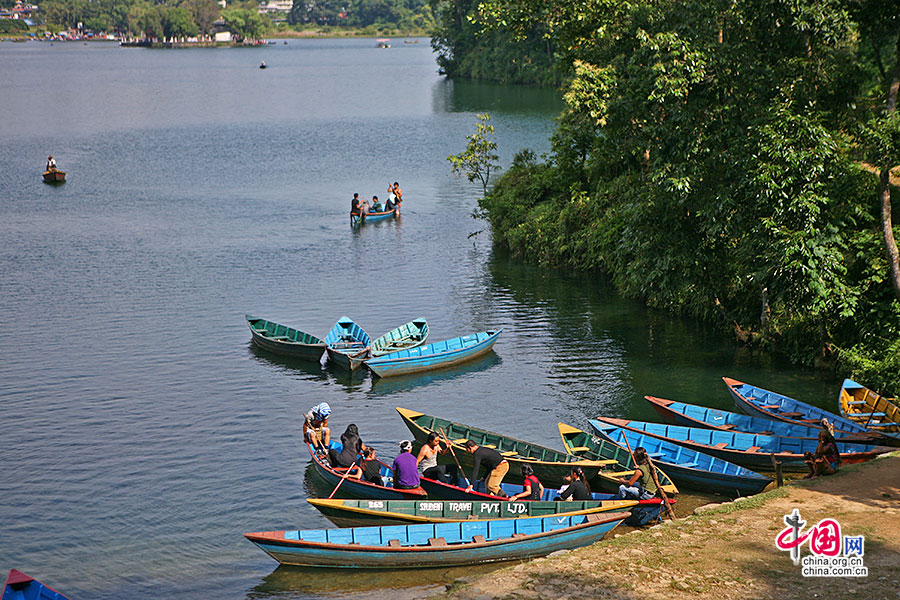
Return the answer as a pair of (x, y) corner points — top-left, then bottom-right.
(416, 432), (457, 484)
(389, 181), (402, 207)
(391, 440), (421, 489)
(46, 155), (57, 171)
(463, 440), (509, 496)
(350, 193), (363, 224)
(303, 402), (331, 453)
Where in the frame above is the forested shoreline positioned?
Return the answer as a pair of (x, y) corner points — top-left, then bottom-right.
(444, 0), (900, 393)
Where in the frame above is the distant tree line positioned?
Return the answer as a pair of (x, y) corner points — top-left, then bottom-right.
(288, 0), (433, 32)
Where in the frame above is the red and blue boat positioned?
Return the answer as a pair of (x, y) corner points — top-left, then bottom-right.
(308, 441), (426, 500)
(2, 569), (70, 600)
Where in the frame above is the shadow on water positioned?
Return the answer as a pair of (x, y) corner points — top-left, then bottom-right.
(248, 345), (330, 382)
(432, 78), (564, 115)
(368, 351), (501, 396)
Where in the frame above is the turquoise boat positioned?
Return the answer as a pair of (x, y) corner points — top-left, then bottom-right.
(325, 316), (371, 371)
(2, 569), (70, 600)
(245, 315), (326, 361)
(563, 421), (772, 497)
(244, 511), (628, 568)
(370, 318), (428, 357)
(365, 330), (501, 378)
(352, 208), (398, 227)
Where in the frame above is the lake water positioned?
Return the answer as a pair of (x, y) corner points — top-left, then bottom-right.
(0, 38), (839, 599)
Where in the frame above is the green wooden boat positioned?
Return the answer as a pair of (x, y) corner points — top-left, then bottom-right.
(246, 314), (326, 361)
(557, 423), (676, 495)
(308, 497), (647, 527)
(396, 407), (653, 490)
(371, 318), (428, 357)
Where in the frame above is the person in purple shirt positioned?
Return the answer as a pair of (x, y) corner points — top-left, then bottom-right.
(391, 440), (420, 489)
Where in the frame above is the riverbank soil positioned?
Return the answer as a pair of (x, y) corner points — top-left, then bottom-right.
(439, 452), (900, 600)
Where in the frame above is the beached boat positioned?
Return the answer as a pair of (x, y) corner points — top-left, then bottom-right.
(370, 318), (428, 357)
(325, 316), (371, 370)
(366, 330), (501, 378)
(244, 511), (629, 568)
(307, 496), (648, 527)
(561, 422), (771, 497)
(307, 440), (426, 500)
(42, 170), (65, 183)
(2, 569), (70, 600)
(723, 377), (900, 445)
(395, 407), (676, 492)
(839, 379), (900, 433)
(589, 417), (891, 472)
(245, 314), (326, 361)
(646, 396), (823, 438)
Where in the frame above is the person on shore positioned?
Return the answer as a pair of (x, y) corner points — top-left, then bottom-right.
(463, 440), (509, 496)
(329, 423), (367, 468)
(804, 425), (841, 478)
(615, 447), (658, 500)
(303, 402), (331, 453)
(558, 466), (591, 500)
(392, 440), (421, 489)
(350, 193), (362, 223)
(416, 432), (457, 484)
(350, 447), (383, 484)
(509, 464), (544, 500)
(46, 155), (56, 171)
(370, 195), (382, 212)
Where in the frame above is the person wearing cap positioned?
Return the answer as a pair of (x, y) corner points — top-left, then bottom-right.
(464, 440), (508, 497)
(303, 402), (331, 453)
(391, 440), (420, 489)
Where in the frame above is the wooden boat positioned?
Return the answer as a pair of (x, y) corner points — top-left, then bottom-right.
(245, 314), (326, 361)
(307, 440), (427, 500)
(395, 407), (676, 492)
(839, 379), (900, 433)
(244, 511), (629, 568)
(724, 377), (900, 444)
(370, 318), (428, 357)
(308, 496), (648, 527)
(42, 170), (65, 183)
(2, 569), (70, 600)
(589, 417), (891, 472)
(325, 316), (371, 371)
(561, 422), (771, 497)
(366, 330), (501, 378)
(352, 208), (398, 227)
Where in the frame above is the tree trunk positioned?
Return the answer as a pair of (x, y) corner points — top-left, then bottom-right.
(881, 33), (900, 302)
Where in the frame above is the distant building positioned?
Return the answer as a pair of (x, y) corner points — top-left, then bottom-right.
(258, 0), (291, 13)
(1, 0), (38, 20)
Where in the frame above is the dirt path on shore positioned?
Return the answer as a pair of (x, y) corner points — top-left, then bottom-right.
(438, 453), (900, 600)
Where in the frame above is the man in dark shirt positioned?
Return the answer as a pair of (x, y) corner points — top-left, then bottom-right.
(350, 193), (362, 224)
(463, 440), (509, 496)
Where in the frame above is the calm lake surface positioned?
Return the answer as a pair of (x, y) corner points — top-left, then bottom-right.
(0, 38), (840, 599)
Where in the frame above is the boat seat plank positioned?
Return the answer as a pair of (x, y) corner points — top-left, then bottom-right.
(501, 451), (518, 457)
(387, 539), (402, 547)
(846, 401), (867, 405)
(713, 442), (729, 449)
(472, 535), (486, 543)
(428, 537), (447, 547)
(719, 424), (736, 430)
(746, 446), (762, 453)
(607, 470), (635, 477)
(850, 412), (886, 418)
(569, 446), (591, 452)
(648, 452), (664, 459)
(760, 404), (781, 409)
(452, 438), (468, 444)
(677, 462), (699, 468)
(482, 444), (497, 449)
(779, 412), (805, 418)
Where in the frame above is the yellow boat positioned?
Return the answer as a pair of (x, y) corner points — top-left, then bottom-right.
(839, 379), (900, 433)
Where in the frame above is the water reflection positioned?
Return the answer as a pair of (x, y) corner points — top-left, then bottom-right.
(248, 345), (330, 382)
(368, 351), (501, 395)
(432, 78), (564, 115)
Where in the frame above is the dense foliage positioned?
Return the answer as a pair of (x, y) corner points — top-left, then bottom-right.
(288, 0), (434, 33)
(472, 0), (900, 394)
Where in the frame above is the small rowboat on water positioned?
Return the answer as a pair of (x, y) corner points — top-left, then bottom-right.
(365, 330), (501, 378)
(307, 440), (427, 500)
(352, 208), (398, 227)
(562, 421), (772, 497)
(589, 417), (892, 472)
(245, 314), (326, 361)
(2, 569), (70, 600)
(370, 318), (428, 357)
(42, 170), (65, 183)
(395, 407), (675, 491)
(325, 316), (371, 371)
(244, 511), (629, 568)
(839, 379), (900, 433)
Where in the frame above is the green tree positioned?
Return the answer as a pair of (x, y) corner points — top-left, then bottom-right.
(222, 7), (268, 40)
(448, 113), (501, 197)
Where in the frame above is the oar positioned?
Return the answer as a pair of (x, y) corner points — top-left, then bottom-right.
(620, 433), (677, 520)
(439, 427), (468, 487)
(327, 460), (359, 499)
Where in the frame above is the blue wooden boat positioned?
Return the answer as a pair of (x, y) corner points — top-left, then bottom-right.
(352, 207), (398, 227)
(366, 330), (502, 378)
(561, 421), (772, 497)
(589, 417), (891, 472)
(324, 316), (371, 371)
(416, 474), (670, 526)
(307, 440), (427, 500)
(724, 377), (900, 445)
(244, 511), (629, 568)
(370, 318), (428, 357)
(2, 569), (70, 600)
(245, 314), (326, 361)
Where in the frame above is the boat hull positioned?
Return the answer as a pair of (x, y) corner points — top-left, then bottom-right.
(366, 330), (501, 378)
(246, 315), (325, 361)
(839, 379), (900, 433)
(308, 442), (426, 500)
(2, 569), (70, 600)
(325, 316), (371, 371)
(370, 318), (428, 357)
(42, 170), (66, 183)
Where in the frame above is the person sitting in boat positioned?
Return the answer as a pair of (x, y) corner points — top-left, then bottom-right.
(509, 464), (544, 501)
(384, 195), (395, 212)
(463, 440), (509, 497)
(350, 447), (383, 484)
(416, 432), (457, 484)
(615, 447), (658, 500)
(303, 402), (331, 453)
(329, 423), (367, 468)
(391, 440), (421, 489)
(369, 195), (382, 213)
(558, 466), (592, 500)
(803, 424), (841, 478)
(46, 155), (57, 172)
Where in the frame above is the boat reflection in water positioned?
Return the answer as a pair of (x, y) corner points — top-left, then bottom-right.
(368, 351), (500, 395)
